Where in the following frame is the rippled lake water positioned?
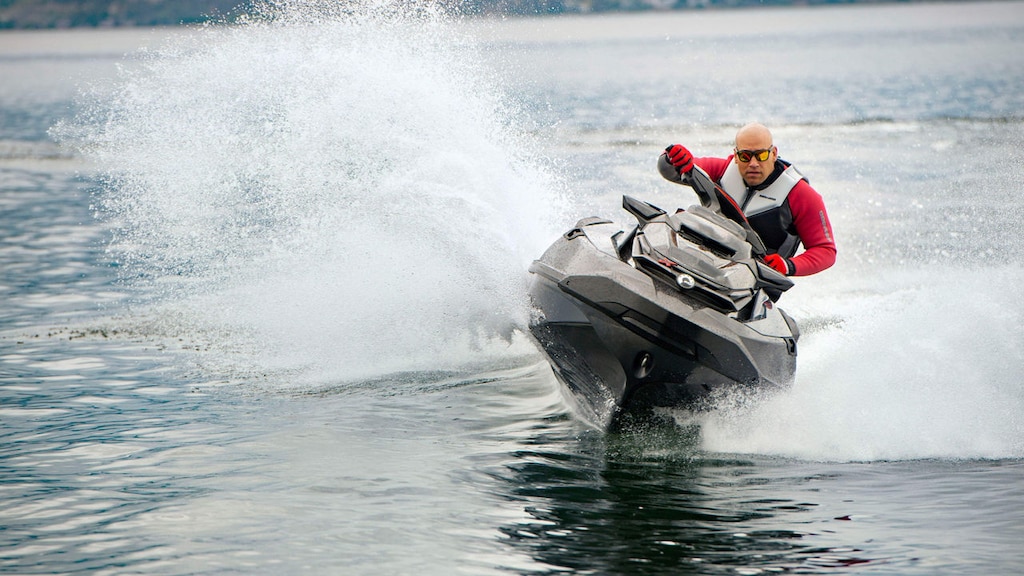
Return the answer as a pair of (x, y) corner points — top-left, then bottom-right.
(2, 2), (1024, 573)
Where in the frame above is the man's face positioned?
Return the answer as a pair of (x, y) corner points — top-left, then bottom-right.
(734, 131), (776, 187)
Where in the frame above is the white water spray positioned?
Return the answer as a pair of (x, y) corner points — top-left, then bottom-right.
(67, 1), (568, 384)
(695, 263), (1024, 461)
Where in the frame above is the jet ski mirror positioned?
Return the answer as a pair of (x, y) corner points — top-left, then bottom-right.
(754, 261), (795, 301)
(622, 195), (665, 223)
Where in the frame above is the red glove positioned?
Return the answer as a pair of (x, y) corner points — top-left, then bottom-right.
(764, 254), (792, 275)
(664, 144), (694, 174)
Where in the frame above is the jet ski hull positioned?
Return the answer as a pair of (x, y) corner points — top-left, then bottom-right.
(528, 211), (798, 431)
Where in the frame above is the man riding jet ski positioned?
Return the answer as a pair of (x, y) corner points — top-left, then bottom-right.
(661, 123), (836, 277)
(528, 124), (835, 430)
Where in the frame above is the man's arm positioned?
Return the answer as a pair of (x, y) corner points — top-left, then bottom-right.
(658, 144), (731, 184)
(693, 156), (731, 182)
(787, 181), (837, 276)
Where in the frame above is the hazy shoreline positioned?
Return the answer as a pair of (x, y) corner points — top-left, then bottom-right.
(0, 0), (978, 30)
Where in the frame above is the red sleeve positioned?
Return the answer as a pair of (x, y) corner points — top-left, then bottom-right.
(786, 180), (836, 276)
(693, 156), (732, 182)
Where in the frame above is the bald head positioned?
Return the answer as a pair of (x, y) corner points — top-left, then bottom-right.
(735, 122), (773, 149)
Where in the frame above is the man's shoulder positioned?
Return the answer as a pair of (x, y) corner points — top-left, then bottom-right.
(786, 176), (827, 214)
(790, 176), (820, 197)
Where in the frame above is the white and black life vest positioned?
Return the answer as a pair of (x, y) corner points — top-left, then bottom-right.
(719, 159), (806, 258)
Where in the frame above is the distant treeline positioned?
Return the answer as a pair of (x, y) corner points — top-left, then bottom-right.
(0, 0), (243, 28)
(0, 0), (928, 29)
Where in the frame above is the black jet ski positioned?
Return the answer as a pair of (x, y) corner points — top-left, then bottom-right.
(528, 164), (799, 431)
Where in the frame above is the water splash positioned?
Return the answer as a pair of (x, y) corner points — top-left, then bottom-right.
(695, 264), (1024, 461)
(61, 0), (567, 384)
